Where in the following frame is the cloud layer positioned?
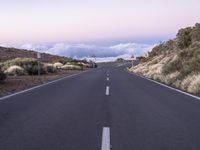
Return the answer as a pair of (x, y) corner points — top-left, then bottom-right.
(17, 42), (155, 62)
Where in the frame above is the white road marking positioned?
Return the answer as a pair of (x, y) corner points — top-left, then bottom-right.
(117, 64), (123, 67)
(106, 86), (110, 96)
(127, 70), (200, 100)
(0, 70), (90, 101)
(107, 70), (110, 77)
(107, 77), (109, 81)
(101, 127), (111, 150)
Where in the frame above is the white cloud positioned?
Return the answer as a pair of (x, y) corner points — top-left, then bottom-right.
(4, 42), (155, 62)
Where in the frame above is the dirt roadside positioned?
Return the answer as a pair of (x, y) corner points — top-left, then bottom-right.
(0, 69), (88, 97)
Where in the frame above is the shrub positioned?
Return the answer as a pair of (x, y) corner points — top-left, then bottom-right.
(53, 58), (73, 65)
(4, 65), (25, 76)
(116, 58), (125, 62)
(181, 74), (197, 91)
(162, 57), (182, 75)
(176, 27), (192, 49)
(2, 58), (36, 70)
(71, 62), (94, 68)
(44, 63), (57, 73)
(173, 80), (182, 89)
(61, 64), (83, 70)
(190, 23), (200, 43)
(188, 74), (200, 94)
(174, 42), (200, 77)
(53, 62), (63, 69)
(0, 70), (6, 81)
(80, 62), (91, 68)
(2, 58), (47, 75)
(66, 61), (84, 67)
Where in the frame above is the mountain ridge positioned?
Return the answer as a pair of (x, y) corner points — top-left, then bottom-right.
(0, 46), (71, 63)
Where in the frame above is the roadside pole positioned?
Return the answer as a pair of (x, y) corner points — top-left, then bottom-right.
(91, 54), (96, 68)
(37, 52), (41, 76)
(132, 59), (133, 68)
(131, 55), (134, 68)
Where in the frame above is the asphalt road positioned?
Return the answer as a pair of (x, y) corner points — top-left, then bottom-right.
(0, 63), (200, 150)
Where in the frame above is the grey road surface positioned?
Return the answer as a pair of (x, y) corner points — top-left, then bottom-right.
(0, 63), (200, 150)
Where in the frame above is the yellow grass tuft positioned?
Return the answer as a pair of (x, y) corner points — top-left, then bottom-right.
(4, 65), (25, 76)
(188, 74), (200, 94)
(53, 62), (63, 69)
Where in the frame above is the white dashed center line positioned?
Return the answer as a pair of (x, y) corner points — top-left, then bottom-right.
(107, 77), (109, 81)
(106, 86), (109, 96)
(101, 127), (111, 150)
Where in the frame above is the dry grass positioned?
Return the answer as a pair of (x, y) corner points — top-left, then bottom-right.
(53, 62), (63, 69)
(0, 69), (85, 97)
(61, 64), (83, 70)
(187, 74), (200, 94)
(131, 55), (172, 81)
(130, 23), (200, 95)
(4, 65), (25, 76)
(44, 63), (57, 73)
(181, 74), (197, 91)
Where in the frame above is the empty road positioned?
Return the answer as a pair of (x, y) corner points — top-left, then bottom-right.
(0, 63), (200, 150)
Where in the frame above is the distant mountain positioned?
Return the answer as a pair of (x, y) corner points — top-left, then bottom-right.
(0, 46), (71, 63)
(130, 23), (200, 95)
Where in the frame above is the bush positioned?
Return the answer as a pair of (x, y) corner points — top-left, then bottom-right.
(188, 74), (200, 94)
(176, 27), (192, 49)
(116, 58), (125, 62)
(44, 63), (57, 73)
(4, 65), (25, 76)
(53, 58), (73, 65)
(0, 70), (6, 81)
(162, 41), (200, 78)
(67, 61), (83, 67)
(162, 57), (182, 75)
(190, 23), (200, 43)
(2, 58), (47, 75)
(53, 62), (63, 69)
(61, 64), (83, 70)
(25, 63), (47, 75)
(69, 62), (95, 68)
(79, 62), (90, 68)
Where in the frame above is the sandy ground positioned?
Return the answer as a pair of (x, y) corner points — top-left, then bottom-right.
(0, 70), (86, 97)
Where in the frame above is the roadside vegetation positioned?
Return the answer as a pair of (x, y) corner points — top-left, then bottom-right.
(130, 23), (200, 95)
(0, 47), (97, 96)
(0, 68), (7, 81)
(0, 57), (96, 77)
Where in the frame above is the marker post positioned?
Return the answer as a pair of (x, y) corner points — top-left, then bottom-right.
(37, 52), (41, 76)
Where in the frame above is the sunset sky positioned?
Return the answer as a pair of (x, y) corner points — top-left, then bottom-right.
(0, 0), (200, 61)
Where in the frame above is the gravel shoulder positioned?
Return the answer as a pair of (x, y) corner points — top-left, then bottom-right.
(0, 69), (87, 97)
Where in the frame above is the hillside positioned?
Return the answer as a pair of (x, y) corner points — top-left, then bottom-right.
(0, 46), (97, 97)
(0, 46), (72, 63)
(130, 23), (200, 95)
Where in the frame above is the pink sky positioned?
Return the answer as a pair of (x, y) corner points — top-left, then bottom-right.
(0, 0), (200, 44)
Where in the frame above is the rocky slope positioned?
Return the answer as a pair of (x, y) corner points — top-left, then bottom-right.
(0, 46), (71, 63)
(130, 23), (200, 95)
